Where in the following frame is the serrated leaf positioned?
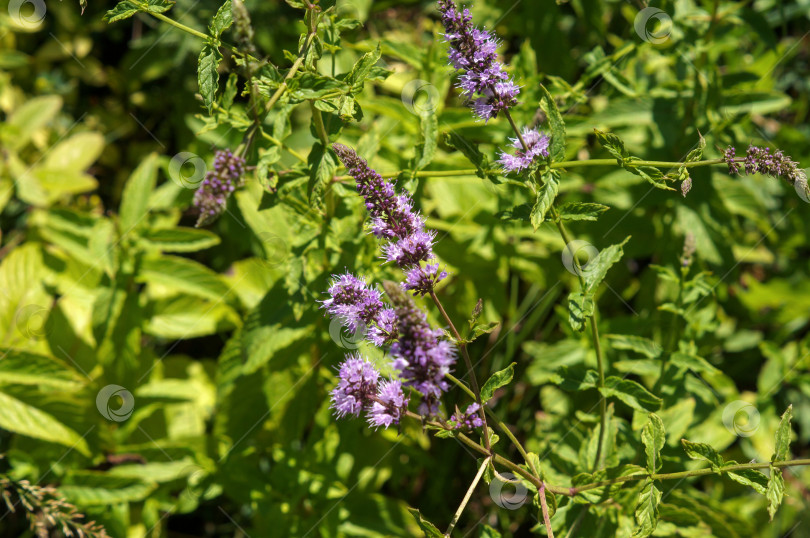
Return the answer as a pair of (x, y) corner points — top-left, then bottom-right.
(443, 132), (494, 181)
(557, 202), (609, 221)
(346, 43), (381, 95)
(642, 413), (666, 472)
(407, 508), (443, 537)
(139, 227), (221, 252)
(414, 109), (438, 171)
(210, 0), (233, 37)
(119, 153), (158, 233)
(0, 390), (90, 456)
(726, 468), (768, 495)
(681, 439), (724, 471)
(568, 292), (593, 332)
(530, 171), (559, 230)
(594, 129), (629, 161)
(538, 84), (565, 161)
(0, 350), (85, 391)
(766, 467), (784, 520)
(198, 41), (222, 113)
(582, 236), (630, 293)
(103, 1), (142, 22)
(601, 376), (662, 412)
(307, 143), (337, 204)
(480, 363), (515, 403)
(773, 405), (792, 462)
(632, 480), (661, 538)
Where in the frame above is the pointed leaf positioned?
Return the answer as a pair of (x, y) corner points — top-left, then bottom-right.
(568, 292), (593, 332)
(772, 405), (792, 462)
(0, 390), (89, 456)
(198, 41), (222, 113)
(642, 413), (666, 472)
(119, 153), (159, 232)
(681, 439), (724, 471)
(531, 171), (559, 230)
(601, 376), (662, 412)
(582, 236), (630, 293)
(480, 363), (515, 403)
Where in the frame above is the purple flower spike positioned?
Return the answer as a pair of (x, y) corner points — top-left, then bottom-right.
(331, 354), (381, 419)
(333, 143), (447, 295)
(193, 149), (246, 227)
(368, 379), (410, 429)
(404, 264), (448, 297)
(451, 402), (485, 430)
(383, 282), (456, 414)
(321, 273), (384, 333)
(498, 127), (551, 172)
(438, 0), (519, 121)
(723, 144), (806, 188)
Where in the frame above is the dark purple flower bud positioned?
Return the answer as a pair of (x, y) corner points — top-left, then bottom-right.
(193, 149), (246, 227)
(451, 402), (484, 430)
(438, 0), (520, 121)
(725, 144), (806, 191)
(404, 264), (448, 297)
(368, 379), (409, 429)
(498, 127), (550, 172)
(331, 354), (381, 418)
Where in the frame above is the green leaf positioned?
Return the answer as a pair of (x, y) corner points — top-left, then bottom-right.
(144, 0), (175, 14)
(538, 84), (566, 161)
(307, 143), (338, 204)
(103, 1), (142, 22)
(568, 292), (594, 332)
(0, 390), (90, 456)
(669, 352), (720, 375)
(443, 132), (495, 182)
(726, 468), (768, 495)
(632, 480), (661, 538)
(60, 473), (156, 505)
(3, 95), (62, 151)
(346, 42), (382, 94)
(119, 153), (159, 232)
(0, 350), (85, 391)
(407, 508), (443, 537)
(530, 171), (559, 230)
(582, 236), (630, 293)
(766, 466), (784, 521)
(601, 377), (662, 412)
(642, 413), (666, 472)
(557, 202), (609, 221)
(681, 439), (724, 471)
(772, 405), (793, 462)
(139, 255), (232, 304)
(198, 41), (223, 113)
(414, 109), (438, 171)
(139, 227), (221, 252)
(594, 129), (629, 162)
(606, 334), (662, 359)
(209, 0), (233, 37)
(480, 363), (515, 403)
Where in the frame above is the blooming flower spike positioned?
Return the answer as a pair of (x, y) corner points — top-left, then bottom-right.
(193, 149), (246, 227)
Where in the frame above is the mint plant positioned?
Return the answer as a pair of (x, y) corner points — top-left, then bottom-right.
(1, 0), (809, 535)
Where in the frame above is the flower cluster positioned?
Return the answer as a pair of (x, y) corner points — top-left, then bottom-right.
(332, 143), (447, 296)
(451, 402), (484, 430)
(330, 354), (409, 429)
(498, 127), (551, 172)
(723, 144), (808, 190)
(437, 0), (519, 121)
(321, 273), (397, 346)
(384, 281), (456, 415)
(193, 149), (246, 227)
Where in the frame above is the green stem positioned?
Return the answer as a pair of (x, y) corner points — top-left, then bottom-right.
(310, 104), (331, 147)
(430, 292), (492, 456)
(263, 13), (319, 114)
(258, 131), (307, 163)
(149, 12), (256, 60)
(444, 456), (491, 536)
